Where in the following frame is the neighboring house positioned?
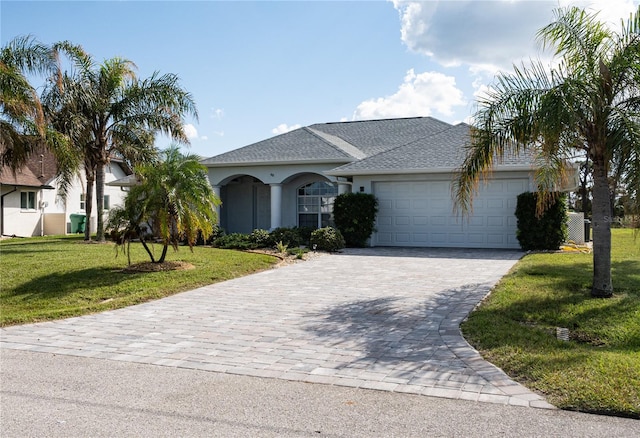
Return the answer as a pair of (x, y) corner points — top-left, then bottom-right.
(0, 150), (131, 237)
(202, 117), (538, 249)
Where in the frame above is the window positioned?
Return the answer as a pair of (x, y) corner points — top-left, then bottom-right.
(20, 191), (36, 210)
(297, 181), (337, 228)
(81, 194), (110, 210)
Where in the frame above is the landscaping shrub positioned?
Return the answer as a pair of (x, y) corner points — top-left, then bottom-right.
(213, 233), (254, 250)
(310, 227), (345, 252)
(333, 192), (378, 247)
(295, 226), (314, 246)
(269, 227), (302, 248)
(249, 229), (272, 248)
(515, 192), (568, 250)
(191, 223), (225, 246)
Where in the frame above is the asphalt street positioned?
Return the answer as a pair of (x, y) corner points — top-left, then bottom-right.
(2, 350), (638, 437)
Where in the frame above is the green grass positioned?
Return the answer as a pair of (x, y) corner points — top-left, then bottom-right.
(0, 235), (278, 326)
(462, 228), (640, 418)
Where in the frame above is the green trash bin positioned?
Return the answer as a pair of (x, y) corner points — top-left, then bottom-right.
(70, 214), (86, 233)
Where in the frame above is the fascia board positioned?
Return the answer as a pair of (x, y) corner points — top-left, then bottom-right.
(202, 158), (354, 168)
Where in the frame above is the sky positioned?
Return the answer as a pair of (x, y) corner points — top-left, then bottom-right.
(2, 0), (639, 159)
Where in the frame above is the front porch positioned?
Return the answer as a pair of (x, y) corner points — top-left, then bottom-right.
(210, 168), (350, 234)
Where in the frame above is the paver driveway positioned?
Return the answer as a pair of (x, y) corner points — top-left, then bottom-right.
(0, 247), (552, 408)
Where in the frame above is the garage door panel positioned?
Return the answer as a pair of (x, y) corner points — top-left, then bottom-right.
(414, 216), (428, 225)
(412, 199), (428, 210)
(414, 233), (428, 242)
(487, 234), (506, 245)
(487, 199), (504, 209)
(373, 178), (526, 249)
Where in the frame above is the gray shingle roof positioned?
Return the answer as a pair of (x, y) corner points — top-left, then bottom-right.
(327, 123), (470, 174)
(200, 127), (357, 166)
(328, 123), (533, 175)
(309, 117), (452, 156)
(201, 117), (533, 173)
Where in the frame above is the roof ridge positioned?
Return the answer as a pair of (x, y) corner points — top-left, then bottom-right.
(301, 127), (353, 159)
(311, 116), (436, 128)
(305, 127), (366, 160)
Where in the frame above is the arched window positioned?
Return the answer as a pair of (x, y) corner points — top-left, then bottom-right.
(297, 181), (337, 228)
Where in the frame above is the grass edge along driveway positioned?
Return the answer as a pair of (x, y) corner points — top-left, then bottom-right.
(2, 231), (639, 419)
(0, 235), (278, 326)
(462, 228), (639, 419)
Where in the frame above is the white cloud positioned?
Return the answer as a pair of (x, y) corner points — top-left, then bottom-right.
(272, 123), (302, 135)
(392, 0), (639, 73)
(352, 69), (466, 120)
(183, 123), (199, 140)
(562, 0), (639, 29)
(210, 108), (224, 119)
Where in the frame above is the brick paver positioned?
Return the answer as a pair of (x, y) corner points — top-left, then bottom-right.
(0, 247), (554, 409)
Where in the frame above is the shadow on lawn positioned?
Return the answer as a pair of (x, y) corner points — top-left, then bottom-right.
(9, 267), (142, 300)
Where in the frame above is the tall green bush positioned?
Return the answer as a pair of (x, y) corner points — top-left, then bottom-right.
(515, 192), (568, 250)
(333, 192), (378, 247)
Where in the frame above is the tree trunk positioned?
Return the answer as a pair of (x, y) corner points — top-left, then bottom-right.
(95, 161), (105, 242)
(158, 244), (169, 263)
(580, 158), (590, 215)
(84, 167), (95, 241)
(590, 160), (613, 297)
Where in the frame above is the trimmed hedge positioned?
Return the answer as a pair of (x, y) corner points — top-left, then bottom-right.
(515, 192), (568, 250)
(333, 192), (378, 247)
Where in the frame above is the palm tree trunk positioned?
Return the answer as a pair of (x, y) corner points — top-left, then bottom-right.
(591, 160), (613, 297)
(158, 244), (169, 263)
(84, 168), (95, 241)
(95, 161), (105, 242)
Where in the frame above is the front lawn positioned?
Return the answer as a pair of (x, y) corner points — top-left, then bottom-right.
(0, 235), (278, 326)
(462, 228), (640, 418)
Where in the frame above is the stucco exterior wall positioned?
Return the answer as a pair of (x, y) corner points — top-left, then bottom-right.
(1, 162), (129, 237)
(1, 186), (44, 237)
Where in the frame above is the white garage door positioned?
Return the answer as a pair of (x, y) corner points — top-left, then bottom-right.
(373, 179), (528, 249)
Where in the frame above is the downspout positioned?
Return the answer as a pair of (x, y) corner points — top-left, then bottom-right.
(1, 185), (18, 236)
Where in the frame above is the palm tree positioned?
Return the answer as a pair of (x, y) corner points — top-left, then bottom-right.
(45, 55), (197, 241)
(0, 36), (79, 182)
(454, 6), (640, 298)
(107, 146), (219, 264)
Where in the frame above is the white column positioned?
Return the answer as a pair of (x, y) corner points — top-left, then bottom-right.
(212, 185), (221, 224)
(338, 182), (350, 195)
(270, 184), (282, 230)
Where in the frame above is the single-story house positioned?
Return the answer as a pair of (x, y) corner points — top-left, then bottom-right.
(0, 149), (131, 237)
(202, 117), (538, 249)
